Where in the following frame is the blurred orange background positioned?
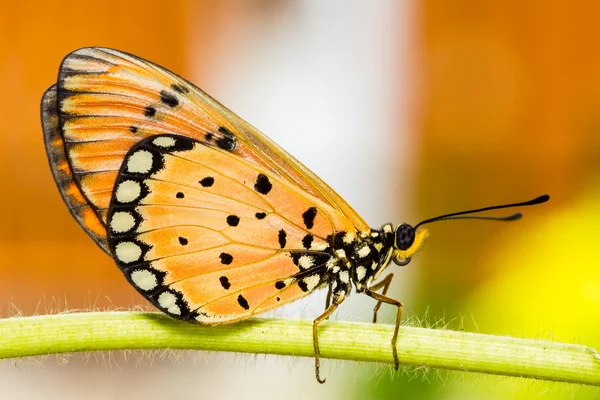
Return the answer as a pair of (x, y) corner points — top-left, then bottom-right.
(1, 1), (598, 399)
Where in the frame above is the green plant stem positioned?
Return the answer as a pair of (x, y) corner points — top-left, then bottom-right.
(0, 312), (598, 385)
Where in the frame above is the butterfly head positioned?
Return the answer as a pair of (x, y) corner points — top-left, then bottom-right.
(392, 223), (428, 266)
(390, 194), (550, 267)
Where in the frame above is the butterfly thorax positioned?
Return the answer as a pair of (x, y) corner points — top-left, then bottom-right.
(326, 223), (395, 303)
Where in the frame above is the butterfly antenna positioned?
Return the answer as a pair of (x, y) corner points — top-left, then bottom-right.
(414, 194), (549, 229)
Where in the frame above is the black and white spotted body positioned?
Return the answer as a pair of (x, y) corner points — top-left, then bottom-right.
(311, 223), (397, 305)
(274, 223), (397, 307)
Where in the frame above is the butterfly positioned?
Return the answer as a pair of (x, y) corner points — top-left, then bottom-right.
(41, 47), (549, 383)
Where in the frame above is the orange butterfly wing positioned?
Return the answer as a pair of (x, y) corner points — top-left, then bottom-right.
(43, 47), (368, 323)
(107, 134), (348, 323)
(46, 47), (369, 233)
(41, 85), (109, 254)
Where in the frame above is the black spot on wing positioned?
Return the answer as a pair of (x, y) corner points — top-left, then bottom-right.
(219, 252), (233, 265)
(237, 294), (250, 310)
(254, 174), (272, 195)
(178, 236), (188, 246)
(278, 229), (287, 249)
(328, 231), (355, 253)
(215, 128), (236, 151)
(255, 212), (266, 220)
(149, 135), (195, 153)
(144, 105), (156, 117)
(176, 192), (184, 199)
(171, 83), (190, 94)
(218, 126), (234, 135)
(205, 132), (214, 141)
(160, 90), (179, 108)
(219, 276), (231, 290)
(298, 280), (309, 292)
(289, 251), (331, 270)
(275, 281), (286, 289)
(226, 215), (240, 227)
(302, 207), (317, 229)
(302, 234), (314, 249)
(130, 126), (138, 133)
(199, 177), (214, 187)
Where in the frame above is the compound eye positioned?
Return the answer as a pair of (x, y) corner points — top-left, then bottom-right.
(395, 223), (416, 250)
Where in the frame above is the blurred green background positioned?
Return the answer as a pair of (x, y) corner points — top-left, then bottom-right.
(1, 1), (598, 399)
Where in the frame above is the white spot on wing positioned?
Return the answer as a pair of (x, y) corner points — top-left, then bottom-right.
(131, 269), (158, 291)
(127, 150), (153, 173)
(335, 249), (346, 258)
(158, 292), (181, 315)
(311, 241), (329, 251)
(343, 232), (354, 244)
(153, 136), (176, 148)
(115, 241), (142, 263)
(283, 278), (294, 286)
(110, 211), (135, 233)
(116, 180), (142, 203)
(298, 255), (314, 270)
(303, 275), (320, 291)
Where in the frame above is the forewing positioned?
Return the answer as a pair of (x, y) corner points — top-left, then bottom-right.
(56, 47), (368, 232)
(107, 135), (348, 323)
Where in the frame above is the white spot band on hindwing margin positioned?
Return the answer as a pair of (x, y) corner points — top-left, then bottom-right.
(131, 269), (158, 291)
(110, 211), (135, 233)
(127, 150), (154, 173)
(153, 136), (176, 148)
(158, 292), (181, 315)
(116, 180), (142, 203)
(115, 241), (142, 263)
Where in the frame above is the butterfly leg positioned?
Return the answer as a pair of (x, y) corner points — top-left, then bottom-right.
(369, 273), (395, 323)
(324, 282), (333, 315)
(364, 288), (403, 371)
(313, 302), (339, 384)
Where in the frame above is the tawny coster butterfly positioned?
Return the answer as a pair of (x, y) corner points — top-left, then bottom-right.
(41, 47), (549, 383)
